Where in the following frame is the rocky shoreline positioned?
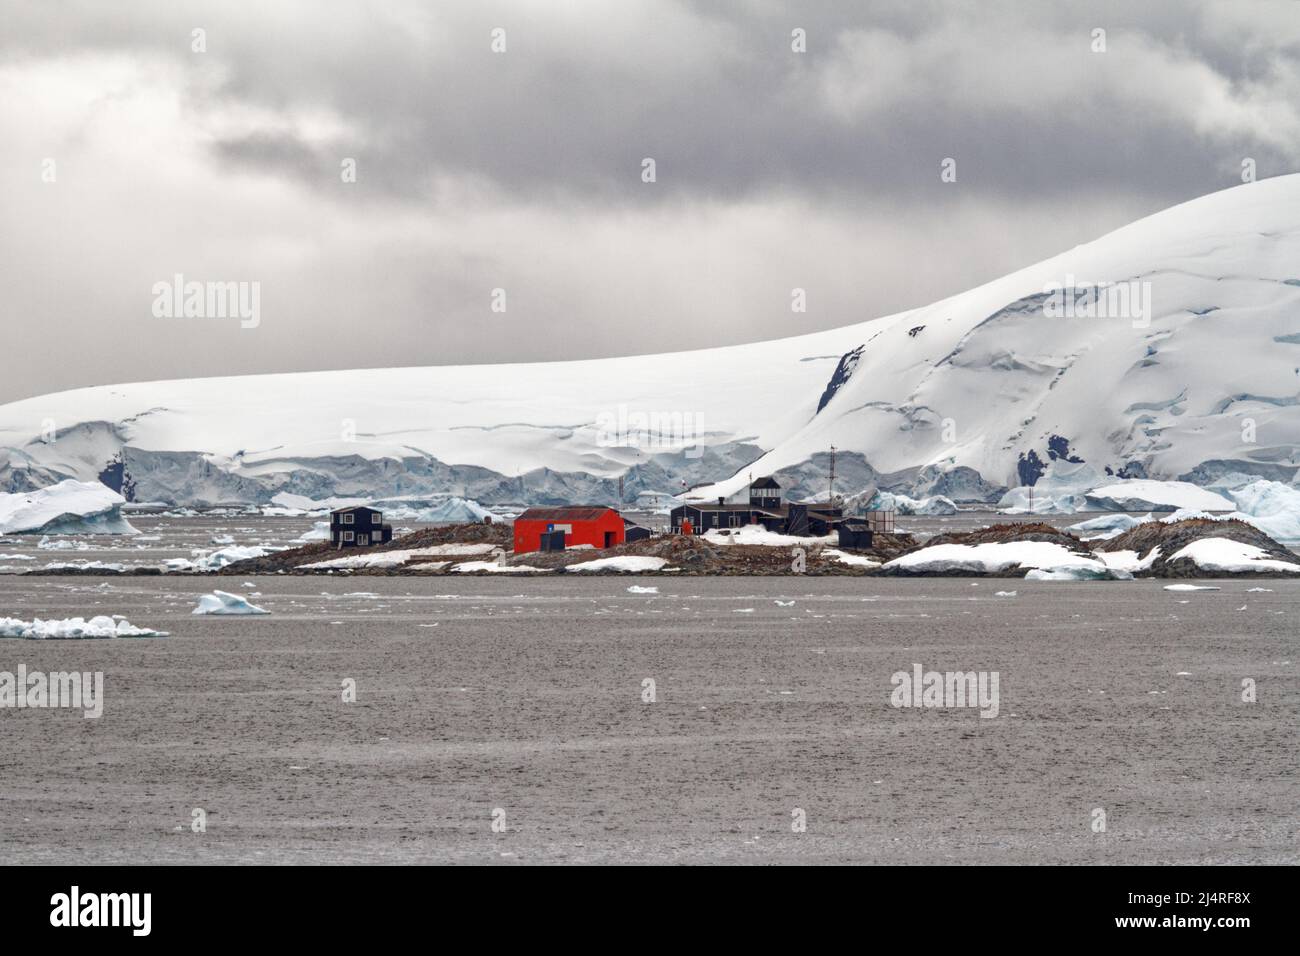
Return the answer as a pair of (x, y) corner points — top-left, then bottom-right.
(19, 516), (1300, 579)
(201, 518), (1300, 578)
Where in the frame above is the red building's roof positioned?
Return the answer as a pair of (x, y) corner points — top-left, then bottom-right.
(516, 506), (617, 522)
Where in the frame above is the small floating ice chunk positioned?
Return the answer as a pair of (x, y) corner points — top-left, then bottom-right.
(0, 615), (168, 639)
(626, 585), (659, 594)
(1163, 584), (1220, 592)
(192, 590), (270, 615)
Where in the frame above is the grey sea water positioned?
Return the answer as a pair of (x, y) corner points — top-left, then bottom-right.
(0, 573), (1295, 864)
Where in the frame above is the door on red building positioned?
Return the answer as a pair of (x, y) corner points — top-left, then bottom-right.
(604, 531), (615, 547)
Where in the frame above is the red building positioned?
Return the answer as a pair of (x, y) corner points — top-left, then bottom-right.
(513, 506), (626, 554)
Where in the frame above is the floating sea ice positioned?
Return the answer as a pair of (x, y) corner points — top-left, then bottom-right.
(627, 585), (659, 594)
(1162, 584), (1220, 592)
(192, 590), (270, 615)
(0, 615), (168, 639)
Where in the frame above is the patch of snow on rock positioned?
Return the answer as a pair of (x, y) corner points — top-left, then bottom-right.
(1167, 537), (1300, 574)
(566, 556), (668, 572)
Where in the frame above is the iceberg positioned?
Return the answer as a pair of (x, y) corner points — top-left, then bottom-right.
(0, 480), (138, 535)
(997, 463), (1106, 514)
(192, 590), (270, 615)
(167, 545), (271, 572)
(867, 491), (957, 516)
(385, 497), (495, 523)
(293, 521), (331, 543)
(1222, 480), (1300, 543)
(0, 615), (168, 639)
(1067, 513), (1153, 539)
(1083, 480), (1234, 513)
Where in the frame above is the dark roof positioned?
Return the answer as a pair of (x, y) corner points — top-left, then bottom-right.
(517, 506), (618, 522)
(749, 476), (781, 489)
(840, 519), (872, 531)
(677, 503), (751, 512)
(331, 505), (381, 515)
(675, 503), (786, 518)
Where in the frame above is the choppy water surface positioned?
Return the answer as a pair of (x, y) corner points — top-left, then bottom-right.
(0, 572), (1294, 864)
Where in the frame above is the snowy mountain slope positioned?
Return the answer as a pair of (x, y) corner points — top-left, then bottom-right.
(692, 174), (1300, 500)
(2, 175), (1299, 506)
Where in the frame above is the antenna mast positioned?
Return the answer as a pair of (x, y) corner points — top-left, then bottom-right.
(828, 445), (837, 503)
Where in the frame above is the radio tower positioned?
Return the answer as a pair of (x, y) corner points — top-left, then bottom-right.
(828, 445), (837, 503)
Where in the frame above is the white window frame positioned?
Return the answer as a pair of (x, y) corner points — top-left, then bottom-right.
(342, 513), (354, 524)
(343, 530), (354, 542)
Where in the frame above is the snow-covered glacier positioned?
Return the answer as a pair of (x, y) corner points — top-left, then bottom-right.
(2, 175), (1299, 508)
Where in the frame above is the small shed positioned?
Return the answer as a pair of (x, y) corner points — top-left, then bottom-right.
(837, 518), (874, 550)
(624, 524), (652, 543)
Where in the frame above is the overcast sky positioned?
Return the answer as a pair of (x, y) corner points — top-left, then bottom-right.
(2, 0), (1298, 403)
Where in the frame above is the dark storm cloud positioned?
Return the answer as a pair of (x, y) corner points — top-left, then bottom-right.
(0, 0), (1297, 403)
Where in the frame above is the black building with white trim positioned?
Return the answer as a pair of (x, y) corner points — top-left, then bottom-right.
(329, 506), (394, 548)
